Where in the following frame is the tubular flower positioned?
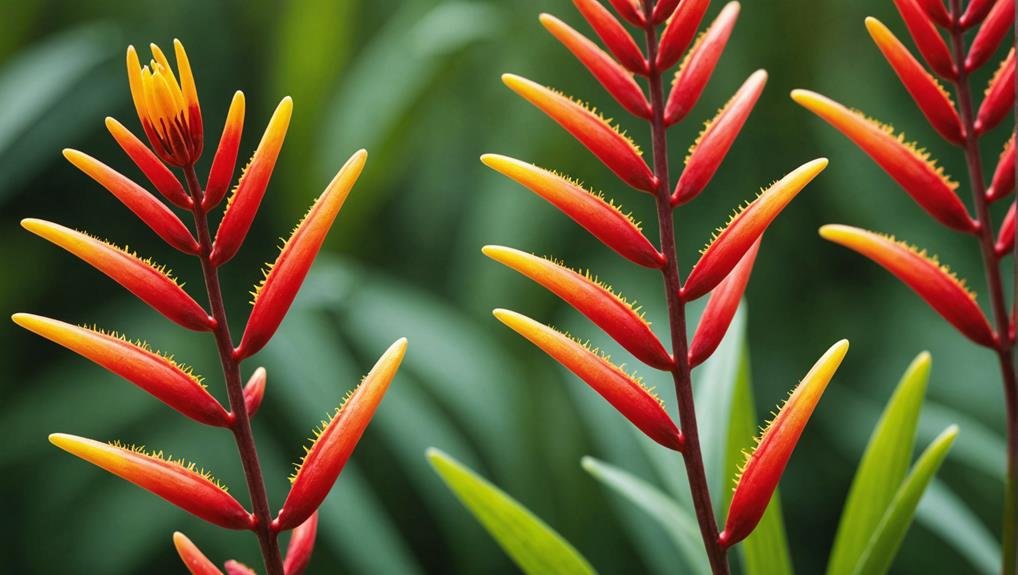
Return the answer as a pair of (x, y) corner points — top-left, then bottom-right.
(820, 225), (995, 346)
(283, 511), (319, 575)
(494, 309), (683, 450)
(607, 0), (645, 25)
(502, 74), (656, 192)
(571, 0), (647, 74)
(891, 0), (956, 78)
(975, 48), (1015, 135)
(50, 434), (252, 529)
(223, 561), (257, 575)
(173, 532), (224, 575)
(959, 0), (996, 28)
(791, 90), (975, 232)
(210, 97), (293, 266)
(656, 0), (710, 71)
(987, 136), (1016, 202)
(965, 0), (1014, 72)
(244, 367), (267, 417)
(683, 158), (827, 301)
(62, 149), (199, 253)
(126, 40), (203, 167)
(663, 1), (741, 126)
(12, 314), (230, 427)
(236, 150), (366, 359)
(651, 0), (682, 24)
(541, 14), (651, 118)
(673, 70), (767, 204)
(865, 18), (963, 144)
(688, 238), (760, 367)
(274, 339), (407, 531)
(480, 154), (664, 268)
(719, 339), (850, 548)
(996, 203), (1015, 258)
(482, 245), (673, 369)
(105, 117), (191, 208)
(21, 219), (214, 331)
(916, 0), (951, 27)
(204, 91), (246, 210)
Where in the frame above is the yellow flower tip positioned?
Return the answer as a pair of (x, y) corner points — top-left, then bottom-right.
(479, 153), (504, 169)
(48, 432), (75, 450)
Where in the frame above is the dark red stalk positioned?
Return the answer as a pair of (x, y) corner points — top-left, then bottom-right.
(183, 166), (285, 575)
(945, 5), (1018, 572)
(643, 3), (729, 573)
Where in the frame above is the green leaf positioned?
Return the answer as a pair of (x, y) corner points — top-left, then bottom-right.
(916, 480), (999, 575)
(722, 347), (793, 575)
(427, 448), (596, 575)
(827, 352), (931, 575)
(581, 456), (710, 575)
(852, 425), (960, 575)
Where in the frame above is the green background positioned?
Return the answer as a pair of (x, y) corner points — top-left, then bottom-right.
(0, 0), (1011, 573)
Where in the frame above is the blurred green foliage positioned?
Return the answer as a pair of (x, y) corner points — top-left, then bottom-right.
(0, 0), (1012, 573)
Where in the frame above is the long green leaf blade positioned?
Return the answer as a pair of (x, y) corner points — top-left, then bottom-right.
(427, 448), (596, 575)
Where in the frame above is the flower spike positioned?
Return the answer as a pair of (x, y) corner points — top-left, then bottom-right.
(959, 0), (996, 28)
(683, 158), (827, 301)
(891, 0), (956, 78)
(12, 314), (230, 426)
(975, 49), (1015, 135)
(173, 532), (224, 575)
(607, 0), (645, 25)
(224, 561), (257, 575)
(126, 42), (203, 166)
(663, 1), (741, 126)
(480, 154), (664, 268)
(820, 224), (996, 346)
(244, 367), (267, 417)
(21, 219), (214, 331)
(204, 91), (246, 210)
(105, 117), (192, 208)
(50, 434), (252, 529)
(996, 203), (1015, 258)
(791, 90), (976, 232)
(494, 309), (683, 450)
(987, 136), (1016, 202)
(688, 238), (760, 367)
(656, 0), (710, 71)
(283, 511), (319, 575)
(236, 150), (366, 359)
(719, 340), (849, 548)
(865, 18), (963, 144)
(916, 0), (951, 27)
(673, 70), (767, 204)
(274, 339), (407, 531)
(210, 97), (294, 267)
(62, 149), (200, 254)
(571, 0), (647, 74)
(966, 0), (1014, 72)
(540, 14), (652, 119)
(483, 245), (673, 369)
(651, 0), (682, 24)
(502, 74), (656, 191)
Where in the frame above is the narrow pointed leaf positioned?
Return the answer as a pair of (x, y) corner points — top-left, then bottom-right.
(673, 70), (766, 203)
(966, 0), (1013, 71)
(284, 511), (319, 575)
(689, 239), (759, 367)
(210, 97), (293, 266)
(502, 74), (656, 191)
(656, 0), (710, 71)
(819, 224), (995, 346)
(826, 353), (932, 575)
(236, 150), (365, 358)
(892, 0), (956, 78)
(21, 219), (214, 331)
(105, 117), (192, 208)
(274, 338), (406, 531)
(988, 136), (1016, 202)
(975, 48), (1015, 134)
(481, 154), (664, 268)
(428, 448), (596, 575)
(483, 245), (672, 369)
(865, 18), (963, 144)
(63, 149), (199, 253)
(996, 202), (1015, 257)
(541, 14), (651, 118)
(224, 561), (257, 575)
(916, 0), (951, 26)
(663, 1), (741, 125)
(960, 0), (996, 28)
(204, 91), (246, 210)
(792, 90), (975, 232)
(173, 532), (224, 575)
(495, 309), (682, 450)
(244, 367), (267, 417)
(50, 434), (251, 529)
(12, 314), (230, 426)
(683, 158), (827, 300)
(852, 426), (959, 575)
(651, 0), (682, 24)
(572, 0), (648, 74)
(720, 340), (849, 548)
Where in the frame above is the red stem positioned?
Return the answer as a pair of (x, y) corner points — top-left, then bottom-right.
(945, 6), (1018, 573)
(183, 166), (286, 575)
(642, 6), (729, 573)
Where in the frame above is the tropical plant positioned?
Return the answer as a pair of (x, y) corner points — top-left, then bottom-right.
(10, 39), (406, 575)
(791, 0), (1016, 569)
